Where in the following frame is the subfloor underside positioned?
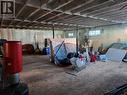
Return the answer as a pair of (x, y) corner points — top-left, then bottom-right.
(21, 55), (127, 95)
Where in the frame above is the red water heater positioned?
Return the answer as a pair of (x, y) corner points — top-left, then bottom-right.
(3, 41), (22, 75)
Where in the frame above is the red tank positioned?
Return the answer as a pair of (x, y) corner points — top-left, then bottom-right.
(3, 41), (22, 75)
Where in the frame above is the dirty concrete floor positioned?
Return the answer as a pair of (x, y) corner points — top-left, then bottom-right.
(21, 55), (127, 95)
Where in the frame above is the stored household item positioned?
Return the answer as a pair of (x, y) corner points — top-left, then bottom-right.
(89, 52), (96, 62)
(53, 41), (71, 66)
(42, 38), (50, 55)
(90, 55), (96, 62)
(98, 43), (105, 54)
(22, 44), (34, 55)
(70, 56), (86, 71)
(84, 47), (90, 62)
(67, 52), (76, 59)
(0, 41), (29, 95)
(34, 42), (41, 55)
(50, 38), (76, 66)
(99, 54), (108, 62)
(76, 57), (86, 67)
(0, 39), (7, 46)
(4, 41), (22, 75)
(44, 38), (48, 47)
(106, 48), (127, 62)
(42, 47), (50, 55)
(122, 53), (127, 62)
(0, 39), (7, 57)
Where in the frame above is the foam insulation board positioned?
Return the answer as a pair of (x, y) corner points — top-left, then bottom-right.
(106, 48), (127, 62)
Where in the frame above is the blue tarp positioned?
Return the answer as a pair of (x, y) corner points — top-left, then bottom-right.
(54, 44), (67, 60)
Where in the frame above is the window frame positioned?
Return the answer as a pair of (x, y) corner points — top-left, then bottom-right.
(88, 30), (101, 36)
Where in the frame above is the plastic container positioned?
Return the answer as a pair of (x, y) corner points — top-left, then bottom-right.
(42, 47), (50, 55)
(3, 41), (22, 75)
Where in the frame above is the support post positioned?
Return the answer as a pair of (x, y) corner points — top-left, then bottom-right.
(52, 24), (55, 39)
(76, 25), (79, 55)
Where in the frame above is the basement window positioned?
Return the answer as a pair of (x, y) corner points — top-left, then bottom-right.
(89, 30), (101, 36)
(68, 33), (74, 37)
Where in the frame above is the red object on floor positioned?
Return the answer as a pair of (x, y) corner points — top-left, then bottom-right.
(3, 41), (22, 75)
(79, 55), (84, 61)
(22, 44), (34, 54)
(90, 54), (96, 62)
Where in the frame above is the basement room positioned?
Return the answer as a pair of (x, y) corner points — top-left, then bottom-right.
(0, 0), (127, 95)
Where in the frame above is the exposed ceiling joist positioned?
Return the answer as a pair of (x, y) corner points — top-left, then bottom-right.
(14, 0), (56, 27)
(2, 0), (127, 29)
(8, 0), (31, 27)
(92, 3), (127, 17)
(21, 0), (75, 27)
(49, 14), (70, 22)
(42, 0), (94, 22)
(95, 8), (127, 18)
(34, 0), (74, 21)
(86, 1), (127, 16)
(80, 0), (114, 15)
(15, 0), (120, 24)
(66, 0), (94, 12)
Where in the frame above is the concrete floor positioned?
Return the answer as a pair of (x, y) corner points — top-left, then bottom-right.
(21, 55), (127, 95)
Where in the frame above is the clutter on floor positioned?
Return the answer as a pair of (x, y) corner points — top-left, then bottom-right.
(21, 55), (127, 95)
(21, 38), (127, 73)
(22, 44), (34, 55)
(99, 54), (108, 62)
(42, 39), (50, 55)
(48, 41), (127, 73)
(34, 42), (41, 55)
(105, 43), (127, 62)
(49, 38), (76, 66)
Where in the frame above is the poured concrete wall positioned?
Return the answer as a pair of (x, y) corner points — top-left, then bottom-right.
(89, 24), (127, 50)
(0, 28), (64, 49)
(1, 24), (127, 51)
(64, 24), (127, 51)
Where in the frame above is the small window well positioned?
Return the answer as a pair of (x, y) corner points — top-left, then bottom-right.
(89, 30), (101, 36)
(68, 33), (74, 37)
